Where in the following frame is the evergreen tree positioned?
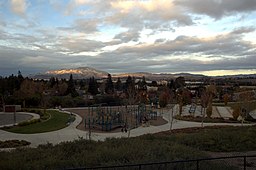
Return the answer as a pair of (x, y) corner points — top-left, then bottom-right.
(175, 77), (185, 89)
(168, 79), (175, 90)
(88, 77), (98, 95)
(105, 74), (114, 94)
(125, 76), (135, 92)
(49, 77), (56, 88)
(66, 74), (79, 97)
(16, 70), (24, 90)
(125, 76), (136, 105)
(79, 79), (86, 90)
(115, 77), (122, 91)
(17, 70), (23, 80)
(138, 76), (147, 91)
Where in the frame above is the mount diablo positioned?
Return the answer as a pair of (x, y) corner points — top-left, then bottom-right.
(32, 67), (207, 80)
(33, 67), (109, 79)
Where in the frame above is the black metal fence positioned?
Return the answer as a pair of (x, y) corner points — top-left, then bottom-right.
(69, 155), (256, 170)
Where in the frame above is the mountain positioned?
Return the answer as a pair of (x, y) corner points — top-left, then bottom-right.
(32, 67), (209, 80)
(32, 67), (109, 79)
(113, 72), (206, 80)
(214, 74), (256, 79)
(32, 67), (255, 80)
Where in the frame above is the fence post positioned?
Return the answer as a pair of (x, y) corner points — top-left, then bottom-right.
(139, 164), (142, 170)
(244, 156), (246, 170)
(196, 160), (199, 170)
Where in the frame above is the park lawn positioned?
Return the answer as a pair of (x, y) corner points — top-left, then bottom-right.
(156, 125), (256, 152)
(3, 110), (70, 134)
(1, 126), (255, 169)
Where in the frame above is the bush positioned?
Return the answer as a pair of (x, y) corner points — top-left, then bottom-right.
(0, 140), (30, 148)
(18, 119), (41, 126)
(40, 112), (50, 120)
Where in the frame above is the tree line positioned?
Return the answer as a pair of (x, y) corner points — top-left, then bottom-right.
(2, 71), (250, 112)
(0, 71), (191, 109)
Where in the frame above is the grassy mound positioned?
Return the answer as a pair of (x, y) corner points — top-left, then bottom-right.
(2, 110), (71, 134)
(1, 126), (255, 169)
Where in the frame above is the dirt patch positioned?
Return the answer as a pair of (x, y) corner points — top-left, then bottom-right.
(148, 117), (168, 126)
(67, 107), (168, 133)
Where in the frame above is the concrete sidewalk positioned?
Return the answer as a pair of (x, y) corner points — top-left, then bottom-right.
(0, 108), (254, 148)
(0, 112), (40, 128)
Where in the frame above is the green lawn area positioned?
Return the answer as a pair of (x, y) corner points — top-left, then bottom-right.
(0, 126), (255, 169)
(157, 125), (256, 152)
(3, 110), (70, 134)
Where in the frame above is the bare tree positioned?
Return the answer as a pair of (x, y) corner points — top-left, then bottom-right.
(206, 84), (217, 118)
(201, 90), (209, 127)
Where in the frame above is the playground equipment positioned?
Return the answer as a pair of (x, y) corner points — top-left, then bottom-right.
(85, 104), (126, 131)
(189, 103), (197, 115)
(136, 103), (157, 126)
(84, 103), (158, 132)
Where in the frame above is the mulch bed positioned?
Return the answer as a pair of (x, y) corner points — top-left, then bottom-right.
(67, 108), (168, 133)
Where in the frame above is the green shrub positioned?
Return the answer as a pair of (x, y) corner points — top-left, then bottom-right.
(18, 119), (41, 126)
(40, 111), (50, 121)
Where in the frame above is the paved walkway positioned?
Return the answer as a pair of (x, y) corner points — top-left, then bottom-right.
(0, 107), (254, 148)
(249, 109), (256, 119)
(0, 112), (40, 128)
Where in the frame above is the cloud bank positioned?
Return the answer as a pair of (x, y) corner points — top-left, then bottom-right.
(0, 0), (255, 76)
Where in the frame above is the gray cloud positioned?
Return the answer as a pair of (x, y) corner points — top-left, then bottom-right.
(73, 18), (100, 33)
(82, 26), (256, 73)
(114, 29), (140, 42)
(1, 1), (256, 76)
(110, 26), (256, 59)
(175, 0), (256, 19)
(58, 38), (106, 54)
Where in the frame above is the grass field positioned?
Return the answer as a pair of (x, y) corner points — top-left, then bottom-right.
(157, 125), (256, 152)
(0, 126), (255, 169)
(2, 110), (70, 134)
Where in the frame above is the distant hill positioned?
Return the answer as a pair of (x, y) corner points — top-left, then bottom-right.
(32, 68), (207, 80)
(214, 74), (256, 79)
(32, 67), (109, 79)
(31, 67), (255, 80)
(113, 72), (206, 80)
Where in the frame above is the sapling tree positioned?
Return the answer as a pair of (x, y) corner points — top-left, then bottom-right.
(201, 90), (209, 127)
(206, 84), (216, 118)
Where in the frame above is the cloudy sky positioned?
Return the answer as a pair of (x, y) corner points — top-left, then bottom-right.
(0, 0), (256, 76)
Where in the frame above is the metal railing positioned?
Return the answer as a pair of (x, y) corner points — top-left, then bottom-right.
(68, 155), (256, 170)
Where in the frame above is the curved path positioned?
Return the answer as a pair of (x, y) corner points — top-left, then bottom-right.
(0, 112), (40, 128)
(0, 108), (254, 148)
